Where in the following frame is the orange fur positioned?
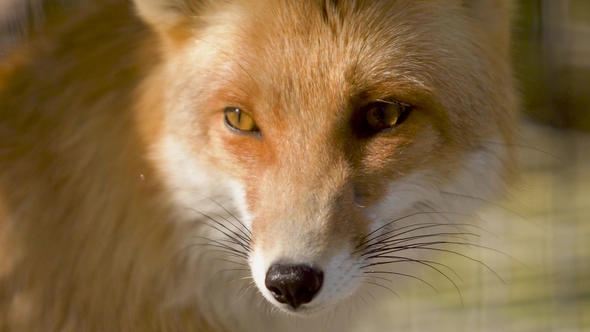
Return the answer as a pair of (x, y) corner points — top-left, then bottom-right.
(0, 0), (518, 331)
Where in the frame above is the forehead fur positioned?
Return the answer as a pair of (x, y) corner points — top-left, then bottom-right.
(160, 0), (515, 149)
(197, 0), (495, 133)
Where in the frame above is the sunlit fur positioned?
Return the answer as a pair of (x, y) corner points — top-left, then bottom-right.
(0, 0), (517, 331)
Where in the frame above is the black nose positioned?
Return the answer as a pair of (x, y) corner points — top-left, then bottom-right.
(264, 263), (324, 309)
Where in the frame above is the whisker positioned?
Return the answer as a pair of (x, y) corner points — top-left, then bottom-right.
(190, 234), (246, 250)
(213, 267), (249, 279)
(416, 202), (492, 240)
(190, 211), (251, 250)
(378, 232), (479, 247)
(175, 242), (247, 260)
(359, 221), (487, 254)
(362, 256), (463, 282)
(374, 243), (506, 284)
(191, 193), (252, 236)
(358, 211), (480, 248)
(364, 271), (437, 293)
(360, 211), (436, 244)
(421, 202), (499, 238)
(234, 283), (256, 305)
(440, 191), (546, 230)
(198, 224), (250, 253)
(415, 203), (466, 237)
(367, 239), (485, 257)
(199, 210), (251, 242)
(360, 291), (373, 306)
(363, 231), (480, 257)
(190, 237), (249, 258)
(477, 140), (564, 163)
(204, 247), (248, 260)
(363, 280), (401, 299)
(197, 236), (251, 255)
(363, 256), (463, 304)
(213, 257), (248, 267)
(363, 224), (480, 252)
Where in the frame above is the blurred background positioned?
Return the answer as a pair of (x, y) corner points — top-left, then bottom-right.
(516, 0), (590, 131)
(358, 1), (590, 330)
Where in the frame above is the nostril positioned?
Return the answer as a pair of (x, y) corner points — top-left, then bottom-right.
(264, 263), (324, 309)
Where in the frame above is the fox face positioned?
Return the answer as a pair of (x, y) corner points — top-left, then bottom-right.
(141, 0), (518, 315)
(0, 0), (518, 329)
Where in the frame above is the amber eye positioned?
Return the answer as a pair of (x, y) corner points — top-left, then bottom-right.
(224, 107), (259, 133)
(364, 100), (411, 132)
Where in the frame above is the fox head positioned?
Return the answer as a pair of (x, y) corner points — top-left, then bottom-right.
(134, 0), (518, 315)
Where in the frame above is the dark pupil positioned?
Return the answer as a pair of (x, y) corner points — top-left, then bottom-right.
(368, 103), (399, 130)
(375, 105), (387, 122)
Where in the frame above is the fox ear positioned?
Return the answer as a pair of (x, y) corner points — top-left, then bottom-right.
(463, 0), (514, 56)
(133, 0), (205, 39)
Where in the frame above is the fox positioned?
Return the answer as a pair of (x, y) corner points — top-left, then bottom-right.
(0, 0), (518, 331)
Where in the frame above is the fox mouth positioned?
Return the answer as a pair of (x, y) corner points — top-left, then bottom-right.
(263, 287), (341, 316)
(274, 303), (330, 316)
(193, 203), (501, 318)
(189, 176), (502, 315)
